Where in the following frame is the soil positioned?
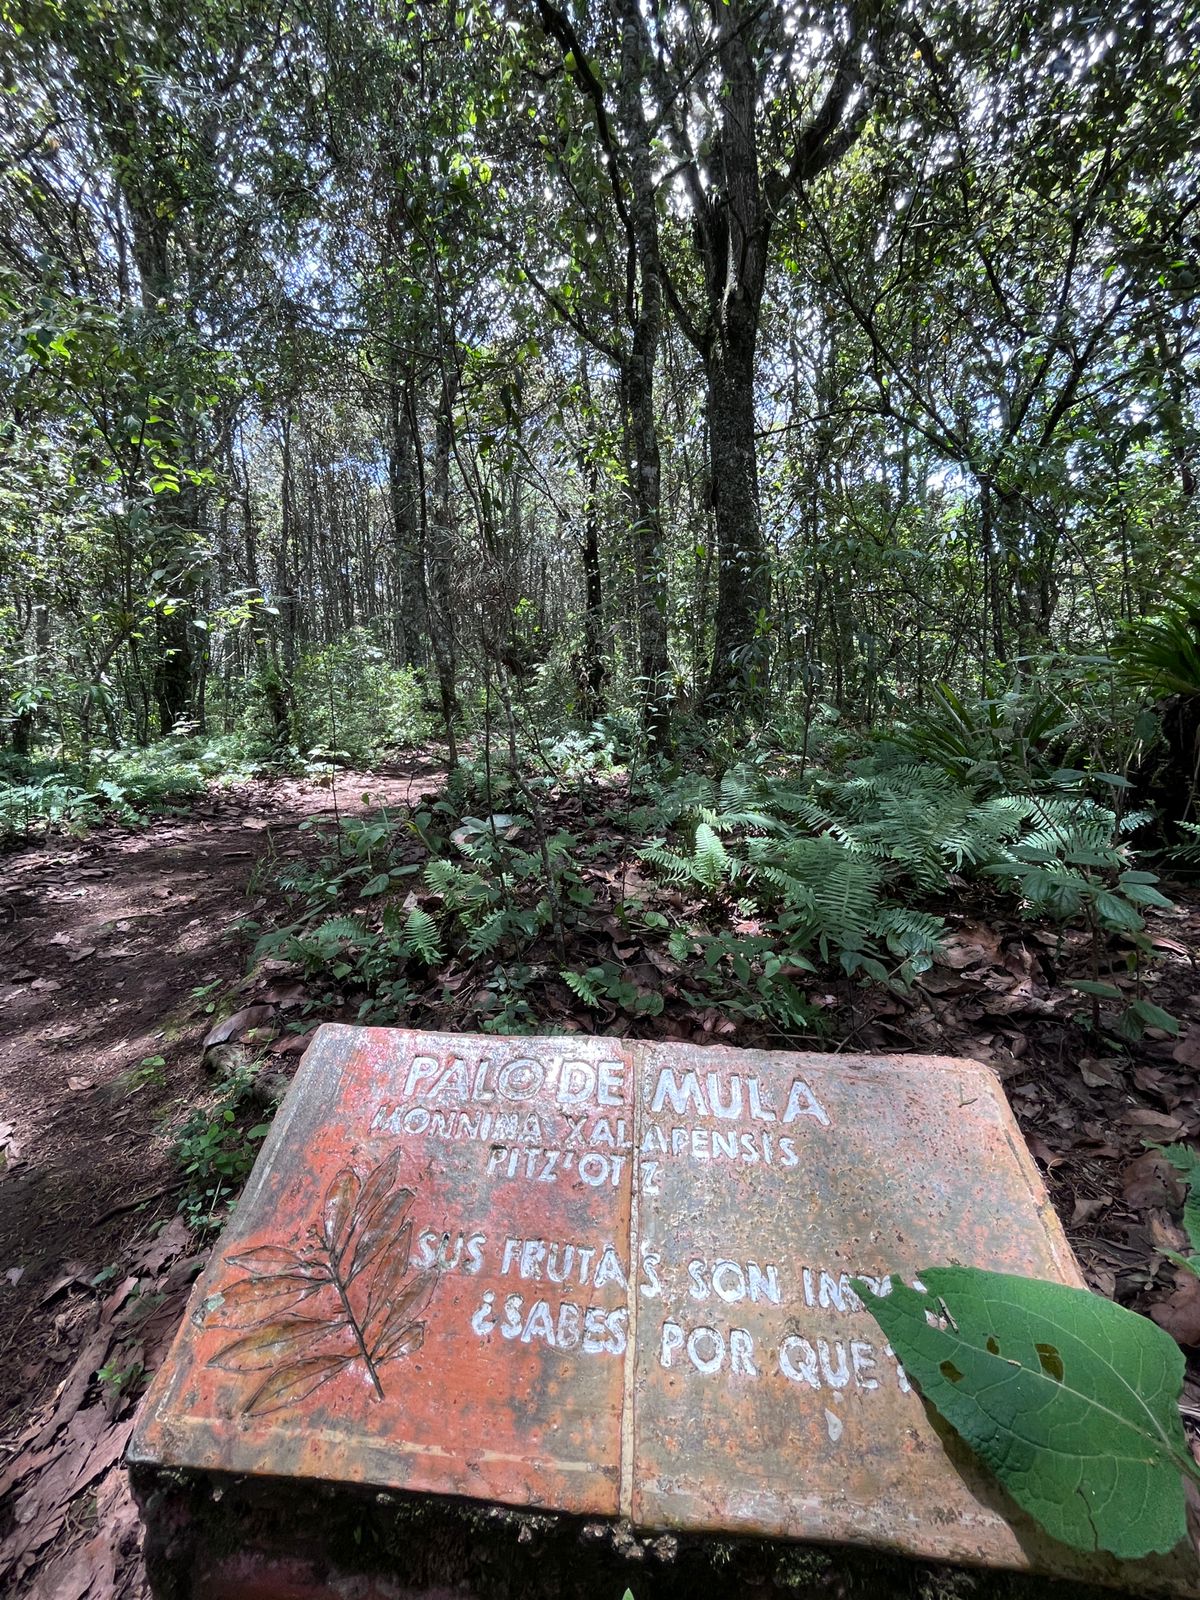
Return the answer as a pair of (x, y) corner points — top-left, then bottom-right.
(0, 761), (443, 1597)
(2, 756), (1199, 1598)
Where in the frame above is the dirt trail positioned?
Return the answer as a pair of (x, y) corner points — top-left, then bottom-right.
(0, 760), (441, 1597)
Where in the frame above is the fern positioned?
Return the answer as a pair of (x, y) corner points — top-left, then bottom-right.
(640, 841), (696, 883)
(692, 822), (730, 888)
(466, 910), (509, 958)
(402, 906), (443, 965)
(313, 916), (374, 952)
(874, 906), (943, 961)
(560, 968), (603, 1008)
(1169, 821), (1200, 864)
(639, 762), (950, 982)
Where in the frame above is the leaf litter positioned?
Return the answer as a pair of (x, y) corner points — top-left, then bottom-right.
(2, 759), (1200, 1595)
(0, 767), (439, 1599)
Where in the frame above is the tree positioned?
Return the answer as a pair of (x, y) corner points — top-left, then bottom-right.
(621, 0), (892, 709)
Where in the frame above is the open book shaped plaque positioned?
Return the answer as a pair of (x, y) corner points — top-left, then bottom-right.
(130, 1026), (1200, 1595)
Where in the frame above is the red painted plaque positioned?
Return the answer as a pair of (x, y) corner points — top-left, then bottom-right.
(130, 1027), (1200, 1595)
(133, 1028), (634, 1514)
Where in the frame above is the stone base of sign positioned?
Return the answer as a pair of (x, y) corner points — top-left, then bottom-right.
(130, 1028), (1200, 1598)
(131, 1463), (1128, 1600)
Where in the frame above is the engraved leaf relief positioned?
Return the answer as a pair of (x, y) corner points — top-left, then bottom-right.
(205, 1149), (438, 1414)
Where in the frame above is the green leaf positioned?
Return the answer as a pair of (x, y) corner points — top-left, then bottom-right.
(1064, 979), (1123, 999)
(1092, 891), (1143, 932)
(1128, 999), (1180, 1036)
(1120, 880), (1174, 908)
(360, 873), (391, 897)
(560, 968), (601, 1008)
(1158, 1145), (1200, 1257)
(853, 1267), (1191, 1559)
(692, 821), (729, 889)
(401, 906), (443, 966)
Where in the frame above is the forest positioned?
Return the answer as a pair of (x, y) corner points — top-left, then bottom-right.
(1, 0), (1200, 1595)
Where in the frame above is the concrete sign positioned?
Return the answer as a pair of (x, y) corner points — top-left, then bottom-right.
(130, 1027), (1200, 1594)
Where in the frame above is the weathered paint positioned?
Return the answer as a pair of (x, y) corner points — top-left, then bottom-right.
(129, 1027), (1200, 1596)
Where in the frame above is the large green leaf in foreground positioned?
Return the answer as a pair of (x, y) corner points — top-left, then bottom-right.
(853, 1268), (1191, 1559)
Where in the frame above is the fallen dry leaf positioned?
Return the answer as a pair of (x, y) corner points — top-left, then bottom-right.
(261, 981), (308, 1010)
(201, 1003), (276, 1052)
(1152, 1272), (1200, 1348)
(269, 1034), (310, 1057)
(1121, 1150), (1182, 1211)
(1088, 1265), (1117, 1297)
(127, 1217), (190, 1279)
(1024, 1133), (1061, 1169)
(1078, 1057), (1123, 1089)
(37, 1265), (93, 1306)
(1123, 1107), (1186, 1140)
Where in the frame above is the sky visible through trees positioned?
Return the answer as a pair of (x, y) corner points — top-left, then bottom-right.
(0, 0), (1195, 756)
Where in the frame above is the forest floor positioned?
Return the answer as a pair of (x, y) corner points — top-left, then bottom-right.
(1, 753), (1200, 1598)
(0, 758), (443, 1599)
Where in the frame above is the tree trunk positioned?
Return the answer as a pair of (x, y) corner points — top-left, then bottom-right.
(615, 0), (671, 747)
(277, 411), (298, 677)
(697, 4), (771, 712)
(424, 369), (459, 769)
(388, 363), (425, 667)
(153, 476), (196, 735)
(622, 358), (670, 745)
(704, 316), (770, 709)
(579, 449), (605, 721)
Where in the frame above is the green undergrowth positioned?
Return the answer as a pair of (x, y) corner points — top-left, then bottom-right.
(241, 731), (1180, 1046)
(173, 1046), (275, 1231)
(287, 632), (434, 765)
(0, 731), (287, 844)
(0, 748), (204, 843)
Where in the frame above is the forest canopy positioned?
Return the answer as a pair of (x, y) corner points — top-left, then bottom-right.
(0, 0), (1197, 767)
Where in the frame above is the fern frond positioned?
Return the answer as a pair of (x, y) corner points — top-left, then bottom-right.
(692, 822), (729, 889)
(313, 916), (373, 950)
(402, 906), (443, 965)
(874, 906), (944, 957)
(640, 843), (695, 883)
(561, 968), (602, 1008)
(466, 909), (509, 958)
(424, 856), (489, 910)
